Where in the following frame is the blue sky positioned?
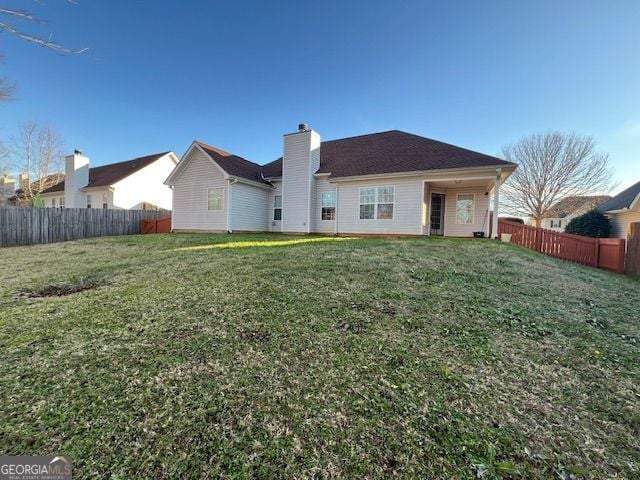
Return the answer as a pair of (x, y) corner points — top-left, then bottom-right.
(1, 0), (639, 192)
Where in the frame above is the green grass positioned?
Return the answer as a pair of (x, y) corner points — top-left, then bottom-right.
(0, 233), (638, 479)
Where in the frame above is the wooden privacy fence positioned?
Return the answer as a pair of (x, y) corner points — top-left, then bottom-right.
(498, 219), (626, 273)
(0, 207), (170, 247)
(141, 216), (172, 234)
(626, 222), (640, 275)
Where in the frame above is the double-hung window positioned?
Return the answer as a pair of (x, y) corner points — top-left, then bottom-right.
(52, 198), (56, 208)
(359, 186), (394, 220)
(86, 194), (92, 209)
(455, 194), (474, 224)
(321, 191), (336, 220)
(273, 195), (282, 220)
(207, 187), (224, 211)
(102, 192), (108, 209)
(59, 197), (64, 209)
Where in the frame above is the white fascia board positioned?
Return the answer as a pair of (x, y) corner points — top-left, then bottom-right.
(326, 164), (516, 183)
(164, 142), (230, 185)
(230, 176), (275, 190)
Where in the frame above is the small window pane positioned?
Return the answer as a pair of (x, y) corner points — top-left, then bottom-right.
(360, 187), (375, 204)
(377, 203), (393, 219)
(208, 188), (224, 211)
(377, 186), (394, 203)
(321, 191), (336, 208)
(86, 194), (92, 209)
(322, 207), (335, 220)
(274, 195), (282, 209)
(360, 203), (375, 220)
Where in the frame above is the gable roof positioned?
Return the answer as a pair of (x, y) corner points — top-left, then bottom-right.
(596, 180), (640, 212)
(41, 152), (172, 194)
(201, 130), (514, 183)
(544, 195), (612, 218)
(195, 141), (268, 184)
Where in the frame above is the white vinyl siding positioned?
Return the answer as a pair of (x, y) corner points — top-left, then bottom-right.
(111, 154), (176, 210)
(336, 177), (423, 235)
(608, 209), (640, 239)
(172, 148), (228, 232)
(230, 181), (269, 232)
(282, 130), (320, 233)
(443, 187), (489, 237)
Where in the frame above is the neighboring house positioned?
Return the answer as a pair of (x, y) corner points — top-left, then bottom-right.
(8, 173), (64, 206)
(40, 150), (178, 210)
(596, 180), (640, 239)
(541, 195), (611, 232)
(0, 175), (16, 206)
(165, 126), (517, 236)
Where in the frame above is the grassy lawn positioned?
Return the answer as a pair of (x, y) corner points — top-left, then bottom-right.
(0, 234), (638, 479)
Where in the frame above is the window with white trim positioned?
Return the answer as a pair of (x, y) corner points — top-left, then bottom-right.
(207, 187), (224, 211)
(273, 195), (282, 220)
(321, 191), (336, 220)
(59, 197), (64, 208)
(86, 194), (92, 209)
(359, 186), (394, 220)
(102, 192), (108, 209)
(52, 198), (56, 208)
(455, 194), (474, 224)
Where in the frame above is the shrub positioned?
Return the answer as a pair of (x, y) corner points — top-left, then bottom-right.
(565, 210), (611, 238)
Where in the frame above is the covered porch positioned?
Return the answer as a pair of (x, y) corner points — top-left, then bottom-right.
(420, 168), (508, 237)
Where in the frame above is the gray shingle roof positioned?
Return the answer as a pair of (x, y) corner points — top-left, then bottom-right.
(596, 180), (640, 212)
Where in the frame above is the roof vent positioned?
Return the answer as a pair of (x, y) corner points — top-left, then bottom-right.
(298, 123), (308, 132)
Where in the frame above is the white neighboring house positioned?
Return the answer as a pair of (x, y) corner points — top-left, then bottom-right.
(596, 180), (640, 239)
(40, 150), (178, 210)
(165, 125), (517, 237)
(540, 195), (611, 232)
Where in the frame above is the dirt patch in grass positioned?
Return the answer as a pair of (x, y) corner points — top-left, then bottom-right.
(18, 276), (103, 298)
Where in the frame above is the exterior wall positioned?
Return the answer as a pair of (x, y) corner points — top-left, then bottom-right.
(112, 154), (176, 210)
(608, 209), (640, 239)
(172, 149), (228, 232)
(442, 187), (490, 237)
(335, 177), (423, 235)
(41, 193), (65, 208)
(64, 153), (90, 208)
(42, 190), (111, 209)
(313, 177), (336, 233)
(230, 181), (270, 232)
(282, 130), (320, 233)
(268, 180), (283, 232)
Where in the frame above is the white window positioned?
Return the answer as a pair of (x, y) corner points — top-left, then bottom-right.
(273, 195), (282, 220)
(359, 186), (394, 220)
(102, 192), (108, 209)
(60, 197), (64, 209)
(321, 191), (336, 220)
(86, 194), (92, 209)
(51, 198), (56, 208)
(456, 194), (474, 224)
(207, 187), (224, 211)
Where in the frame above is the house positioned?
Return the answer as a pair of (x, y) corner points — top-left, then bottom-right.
(0, 175), (16, 206)
(165, 126), (517, 236)
(541, 195), (611, 231)
(596, 180), (640, 239)
(8, 173), (64, 206)
(40, 150), (178, 210)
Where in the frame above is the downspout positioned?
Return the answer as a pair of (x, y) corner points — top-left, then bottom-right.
(227, 178), (238, 233)
(334, 183), (339, 236)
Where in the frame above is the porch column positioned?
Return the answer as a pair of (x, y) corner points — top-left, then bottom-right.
(492, 169), (501, 239)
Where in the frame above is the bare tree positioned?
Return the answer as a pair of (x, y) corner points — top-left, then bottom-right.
(0, 3), (86, 101)
(0, 4), (87, 55)
(10, 120), (65, 204)
(501, 132), (615, 227)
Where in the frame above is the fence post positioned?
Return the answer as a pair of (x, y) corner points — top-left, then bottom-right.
(595, 238), (600, 268)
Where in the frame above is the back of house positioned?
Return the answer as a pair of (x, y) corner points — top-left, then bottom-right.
(165, 125), (517, 237)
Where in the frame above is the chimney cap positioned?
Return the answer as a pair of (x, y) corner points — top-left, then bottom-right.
(74, 149), (82, 155)
(298, 123), (308, 132)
